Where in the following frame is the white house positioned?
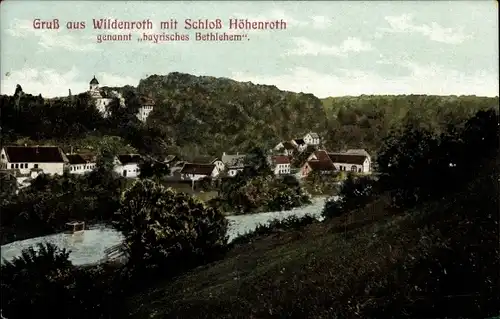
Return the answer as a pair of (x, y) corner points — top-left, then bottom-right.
(303, 132), (320, 146)
(67, 153), (97, 175)
(328, 152), (370, 173)
(113, 154), (142, 178)
(0, 146), (68, 176)
(221, 152), (247, 177)
(345, 149), (371, 172)
(180, 163), (217, 181)
(270, 155), (291, 175)
(191, 156), (225, 177)
(136, 96), (155, 122)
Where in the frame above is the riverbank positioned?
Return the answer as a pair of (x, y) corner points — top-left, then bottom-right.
(1, 197), (330, 265)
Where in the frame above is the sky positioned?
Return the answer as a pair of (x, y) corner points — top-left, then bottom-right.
(1, 1), (498, 98)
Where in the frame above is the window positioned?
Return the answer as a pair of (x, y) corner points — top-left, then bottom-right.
(25, 163), (29, 168)
(1, 154), (4, 159)
(351, 165), (357, 172)
(10, 164), (14, 169)
(358, 168), (361, 173)
(15, 164), (18, 168)
(34, 164), (38, 168)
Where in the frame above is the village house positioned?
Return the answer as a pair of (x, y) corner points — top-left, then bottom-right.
(180, 163), (218, 181)
(274, 141), (296, 156)
(344, 149), (371, 172)
(67, 153), (97, 175)
(300, 160), (336, 178)
(268, 155), (291, 175)
(291, 138), (307, 152)
(190, 156), (225, 177)
(113, 154), (142, 178)
(328, 152), (370, 173)
(303, 132), (321, 146)
(0, 146), (68, 176)
(221, 152), (247, 177)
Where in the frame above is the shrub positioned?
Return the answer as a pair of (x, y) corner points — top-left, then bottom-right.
(0, 243), (74, 319)
(113, 179), (229, 275)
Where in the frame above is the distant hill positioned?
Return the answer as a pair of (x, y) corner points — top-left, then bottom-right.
(132, 72), (329, 156)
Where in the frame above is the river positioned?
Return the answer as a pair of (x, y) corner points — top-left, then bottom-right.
(1, 196), (331, 266)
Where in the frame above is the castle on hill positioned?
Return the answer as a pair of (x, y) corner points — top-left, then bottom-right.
(88, 75), (154, 122)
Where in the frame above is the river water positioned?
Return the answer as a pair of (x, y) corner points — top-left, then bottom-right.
(1, 197), (331, 266)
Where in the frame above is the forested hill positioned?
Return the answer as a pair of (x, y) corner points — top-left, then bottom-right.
(320, 94), (498, 155)
(135, 73), (328, 154)
(1, 74), (497, 159)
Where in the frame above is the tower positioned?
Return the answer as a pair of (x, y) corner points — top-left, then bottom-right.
(89, 75), (99, 91)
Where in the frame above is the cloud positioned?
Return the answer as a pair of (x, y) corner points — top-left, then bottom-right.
(1, 67), (139, 97)
(285, 37), (373, 56)
(377, 14), (472, 44)
(231, 65), (498, 98)
(309, 16), (335, 29)
(5, 19), (99, 52)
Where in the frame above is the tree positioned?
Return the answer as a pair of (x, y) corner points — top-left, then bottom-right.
(138, 157), (170, 181)
(113, 179), (229, 274)
(1, 243), (74, 319)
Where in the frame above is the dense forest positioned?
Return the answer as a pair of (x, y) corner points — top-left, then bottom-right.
(1, 73), (498, 161)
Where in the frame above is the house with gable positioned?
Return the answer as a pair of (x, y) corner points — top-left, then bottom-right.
(67, 153), (97, 175)
(113, 154), (142, 178)
(0, 146), (68, 176)
(180, 163), (218, 181)
(190, 156), (225, 177)
(300, 160), (336, 178)
(303, 132), (320, 146)
(269, 155), (291, 175)
(221, 152), (247, 177)
(137, 96), (155, 122)
(327, 152), (371, 173)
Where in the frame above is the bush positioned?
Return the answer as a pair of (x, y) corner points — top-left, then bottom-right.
(113, 179), (229, 275)
(1, 243), (74, 319)
(322, 174), (377, 219)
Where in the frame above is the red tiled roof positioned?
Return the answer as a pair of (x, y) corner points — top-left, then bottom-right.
(328, 153), (367, 165)
(181, 163), (215, 175)
(3, 146), (66, 163)
(306, 160), (336, 171)
(272, 155), (290, 165)
(312, 150), (331, 162)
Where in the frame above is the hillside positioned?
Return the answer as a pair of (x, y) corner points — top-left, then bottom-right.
(134, 73), (328, 156)
(2, 76), (498, 159)
(321, 95), (498, 155)
(127, 159), (499, 318)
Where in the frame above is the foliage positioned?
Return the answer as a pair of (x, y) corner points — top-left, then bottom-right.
(113, 179), (229, 275)
(321, 174), (378, 219)
(138, 157), (170, 181)
(322, 94), (497, 155)
(1, 243), (74, 319)
(1, 243), (128, 319)
(303, 170), (342, 195)
(0, 169), (126, 245)
(377, 109), (499, 208)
